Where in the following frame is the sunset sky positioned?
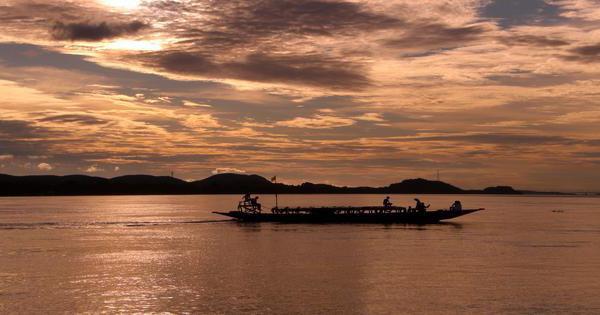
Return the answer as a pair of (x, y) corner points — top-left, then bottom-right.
(1, 0), (600, 191)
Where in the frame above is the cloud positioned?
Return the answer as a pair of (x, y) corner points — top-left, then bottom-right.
(0, 119), (53, 157)
(383, 22), (489, 51)
(37, 162), (53, 171)
(226, 53), (370, 89)
(275, 114), (356, 129)
(552, 110), (600, 124)
(0, 119), (44, 138)
(155, 52), (216, 74)
(150, 51), (370, 89)
(553, 0), (600, 22)
(51, 21), (149, 41)
(566, 43), (600, 62)
(499, 34), (570, 47)
(354, 113), (385, 122)
(38, 114), (108, 125)
(164, 0), (401, 43)
(84, 164), (103, 173)
(484, 73), (574, 87)
(1, 1), (600, 191)
(411, 133), (575, 145)
(211, 167), (246, 175)
(182, 114), (222, 129)
(240, 0), (400, 33)
(182, 100), (212, 108)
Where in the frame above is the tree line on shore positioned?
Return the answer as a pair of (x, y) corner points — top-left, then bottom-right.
(0, 173), (566, 196)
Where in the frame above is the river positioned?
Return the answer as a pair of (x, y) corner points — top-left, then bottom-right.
(1, 194), (599, 313)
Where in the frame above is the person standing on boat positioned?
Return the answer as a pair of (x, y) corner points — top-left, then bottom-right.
(414, 198), (430, 212)
(383, 196), (393, 208)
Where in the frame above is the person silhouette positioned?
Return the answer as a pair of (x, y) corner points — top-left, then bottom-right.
(251, 196), (261, 211)
(414, 198), (430, 212)
(383, 196), (392, 208)
(450, 200), (462, 211)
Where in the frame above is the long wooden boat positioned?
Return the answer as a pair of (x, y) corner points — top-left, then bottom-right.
(213, 206), (484, 224)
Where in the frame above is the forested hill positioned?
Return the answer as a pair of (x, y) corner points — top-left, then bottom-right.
(0, 173), (556, 196)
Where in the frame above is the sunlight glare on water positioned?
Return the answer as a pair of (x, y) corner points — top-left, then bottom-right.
(1, 194), (599, 313)
(100, 0), (141, 10)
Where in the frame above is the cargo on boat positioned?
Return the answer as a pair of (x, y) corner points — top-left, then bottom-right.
(213, 200), (484, 224)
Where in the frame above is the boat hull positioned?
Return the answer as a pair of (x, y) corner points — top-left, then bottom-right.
(213, 209), (483, 224)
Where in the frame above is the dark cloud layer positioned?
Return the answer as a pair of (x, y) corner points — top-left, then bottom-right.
(213, 0), (401, 36)
(485, 73), (574, 87)
(0, 43), (226, 93)
(0, 119), (43, 139)
(500, 34), (570, 47)
(0, 120), (51, 156)
(51, 21), (148, 41)
(38, 114), (108, 125)
(2, 1), (495, 88)
(414, 133), (576, 145)
(0, 1), (136, 41)
(136, 0), (407, 88)
(566, 43), (600, 62)
(160, 0), (401, 43)
(150, 51), (370, 89)
(384, 23), (488, 50)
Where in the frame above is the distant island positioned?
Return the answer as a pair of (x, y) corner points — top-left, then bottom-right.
(0, 173), (574, 196)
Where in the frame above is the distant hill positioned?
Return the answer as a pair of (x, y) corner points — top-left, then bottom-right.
(0, 173), (567, 196)
(387, 178), (463, 194)
(192, 173), (277, 194)
(0, 174), (191, 196)
(481, 186), (522, 194)
(109, 175), (191, 194)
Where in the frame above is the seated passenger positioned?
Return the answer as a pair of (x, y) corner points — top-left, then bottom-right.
(383, 196), (393, 208)
(251, 196), (262, 211)
(414, 198), (430, 212)
(450, 200), (462, 212)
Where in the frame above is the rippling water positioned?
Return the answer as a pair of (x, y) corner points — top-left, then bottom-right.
(1, 194), (599, 313)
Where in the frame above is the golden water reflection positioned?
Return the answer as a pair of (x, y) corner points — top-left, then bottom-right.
(1, 195), (600, 313)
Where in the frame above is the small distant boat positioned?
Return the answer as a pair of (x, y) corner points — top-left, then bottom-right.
(213, 204), (484, 224)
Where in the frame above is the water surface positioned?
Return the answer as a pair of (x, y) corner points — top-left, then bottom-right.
(1, 195), (599, 313)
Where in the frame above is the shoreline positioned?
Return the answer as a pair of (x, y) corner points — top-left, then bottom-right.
(1, 192), (595, 198)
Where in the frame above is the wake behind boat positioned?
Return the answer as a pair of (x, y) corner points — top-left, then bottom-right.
(213, 196), (484, 224)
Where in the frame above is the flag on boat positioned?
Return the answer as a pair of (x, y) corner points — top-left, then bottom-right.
(271, 176), (277, 182)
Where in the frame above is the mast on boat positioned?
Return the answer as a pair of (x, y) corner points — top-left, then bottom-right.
(271, 175), (278, 209)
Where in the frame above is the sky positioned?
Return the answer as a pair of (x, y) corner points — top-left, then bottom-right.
(0, 0), (599, 191)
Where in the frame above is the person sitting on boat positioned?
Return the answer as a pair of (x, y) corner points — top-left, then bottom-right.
(242, 193), (252, 203)
(414, 198), (430, 212)
(383, 196), (393, 208)
(251, 196), (262, 211)
(450, 200), (462, 212)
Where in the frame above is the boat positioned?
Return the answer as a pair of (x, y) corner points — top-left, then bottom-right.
(213, 202), (484, 224)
